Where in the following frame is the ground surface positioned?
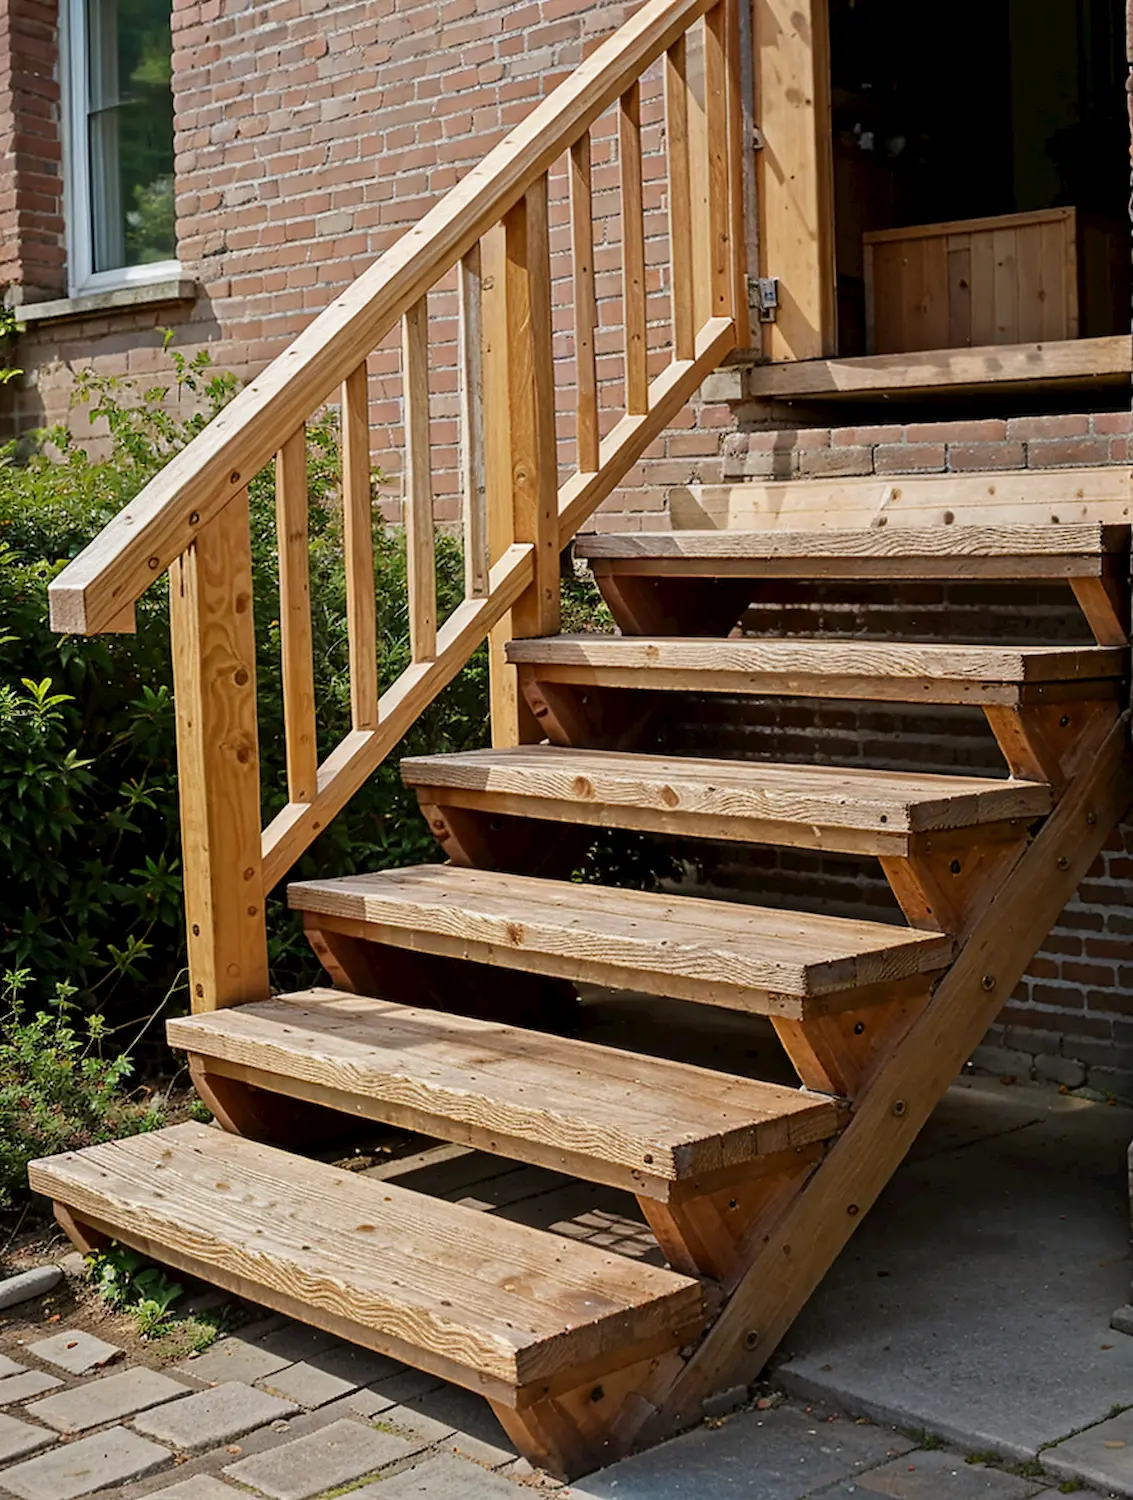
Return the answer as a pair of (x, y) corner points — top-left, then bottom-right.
(0, 1067), (1129, 1498)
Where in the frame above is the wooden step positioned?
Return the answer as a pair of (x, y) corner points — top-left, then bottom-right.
(505, 635), (1125, 707)
(288, 865), (954, 1017)
(401, 745), (1052, 856)
(574, 523), (1130, 577)
(168, 989), (841, 1199)
(30, 1123), (704, 1403)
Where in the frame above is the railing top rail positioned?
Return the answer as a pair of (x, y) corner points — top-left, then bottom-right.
(47, 0), (713, 638)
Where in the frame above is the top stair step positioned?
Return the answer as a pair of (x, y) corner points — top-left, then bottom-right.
(574, 524), (1131, 578)
(30, 1123), (703, 1402)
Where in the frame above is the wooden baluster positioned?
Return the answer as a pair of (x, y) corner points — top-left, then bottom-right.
(723, 0), (750, 346)
(402, 295), (436, 663)
(342, 362), (378, 730)
(460, 246), (489, 600)
(169, 489), (269, 1013)
(276, 427), (318, 804)
(482, 178), (561, 746)
(570, 133), (599, 473)
(704, 2), (732, 322)
(665, 33), (695, 360)
(620, 81), (647, 415)
(687, 18), (711, 330)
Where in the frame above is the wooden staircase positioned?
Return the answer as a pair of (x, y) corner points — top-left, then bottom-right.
(29, 0), (1133, 1477)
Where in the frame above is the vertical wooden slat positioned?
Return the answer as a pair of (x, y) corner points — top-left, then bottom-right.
(275, 427), (318, 804)
(704, 3), (731, 323)
(570, 134), (599, 471)
(620, 81), (647, 415)
(665, 34), (695, 360)
(459, 246), (489, 600)
(723, 0), (749, 345)
(341, 362), (378, 730)
(169, 490), (269, 1013)
(687, 22), (711, 333)
(402, 295), (436, 663)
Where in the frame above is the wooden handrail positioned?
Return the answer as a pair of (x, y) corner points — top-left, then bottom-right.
(47, 0), (746, 1010)
(47, 0), (717, 638)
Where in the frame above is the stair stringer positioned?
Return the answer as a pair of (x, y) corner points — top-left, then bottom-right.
(629, 712), (1133, 1444)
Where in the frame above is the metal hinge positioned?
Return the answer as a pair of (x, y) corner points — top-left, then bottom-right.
(747, 276), (779, 322)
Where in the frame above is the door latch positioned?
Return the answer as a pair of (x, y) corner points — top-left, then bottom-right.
(747, 276), (779, 322)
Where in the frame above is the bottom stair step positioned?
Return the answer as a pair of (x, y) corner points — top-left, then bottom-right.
(30, 1124), (703, 1405)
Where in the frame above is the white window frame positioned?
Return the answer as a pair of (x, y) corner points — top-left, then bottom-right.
(61, 0), (180, 297)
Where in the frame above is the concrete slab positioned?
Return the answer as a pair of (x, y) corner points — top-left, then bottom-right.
(776, 1079), (1133, 1460)
(811, 1448), (1047, 1499)
(574, 1405), (915, 1499)
(145, 1481), (243, 1499)
(0, 1412), (54, 1464)
(1042, 1406), (1133, 1495)
(132, 1381), (298, 1453)
(0, 1360), (26, 1380)
(349, 1451), (524, 1496)
(221, 1417), (424, 1499)
(27, 1330), (122, 1375)
(0, 1372), (62, 1404)
(26, 1367), (191, 1432)
(0, 1425), (170, 1499)
(257, 1345), (400, 1409)
(173, 1337), (293, 1386)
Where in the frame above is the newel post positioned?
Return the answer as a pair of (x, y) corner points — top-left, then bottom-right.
(482, 177), (562, 746)
(169, 488), (270, 1012)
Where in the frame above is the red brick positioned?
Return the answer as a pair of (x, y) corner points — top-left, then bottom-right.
(875, 444), (947, 474)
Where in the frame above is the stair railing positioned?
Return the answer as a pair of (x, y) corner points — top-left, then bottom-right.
(47, 0), (747, 1012)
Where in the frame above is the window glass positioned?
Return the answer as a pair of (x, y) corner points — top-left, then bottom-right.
(85, 0), (175, 273)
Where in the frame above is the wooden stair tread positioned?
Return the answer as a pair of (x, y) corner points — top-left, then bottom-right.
(505, 635), (1125, 684)
(401, 745), (1052, 841)
(168, 989), (840, 1192)
(29, 1122), (703, 1395)
(575, 523), (1128, 563)
(288, 865), (954, 1014)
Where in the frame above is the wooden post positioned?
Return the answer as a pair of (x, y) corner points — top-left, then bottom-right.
(620, 81), (647, 415)
(403, 295), (437, 664)
(665, 34), (695, 360)
(341, 362), (378, 731)
(459, 246), (490, 600)
(752, 0), (836, 360)
(571, 134), (600, 471)
(169, 489), (269, 1013)
(275, 427), (318, 804)
(483, 180), (562, 747)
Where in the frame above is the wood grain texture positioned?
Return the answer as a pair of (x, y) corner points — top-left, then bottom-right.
(275, 428), (318, 803)
(48, 0), (717, 635)
(341, 362), (378, 730)
(287, 865), (954, 1010)
(703, 1), (730, 321)
(620, 82), (647, 416)
(669, 467), (1133, 532)
(665, 34), (694, 359)
(167, 989), (839, 1193)
(570, 134), (600, 471)
(29, 1122), (702, 1393)
(403, 296), (437, 664)
(459, 246), (489, 599)
(400, 745), (1051, 850)
(169, 492), (269, 1012)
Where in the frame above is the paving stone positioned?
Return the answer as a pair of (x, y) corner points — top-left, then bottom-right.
(173, 1336), (294, 1386)
(254, 1325), (337, 1363)
(380, 1401), (458, 1445)
(0, 1411), (54, 1463)
(0, 1356), (27, 1379)
(574, 1405), (916, 1500)
(0, 1370), (63, 1404)
(27, 1330), (122, 1375)
(146, 1481), (244, 1499)
(132, 1381), (299, 1453)
(368, 1367), (444, 1403)
(817, 1448), (1046, 1499)
(1043, 1407), (1133, 1495)
(349, 1451), (524, 1496)
(221, 1417), (425, 1499)
(26, 1367), (192, 1433)
(0, 1424), (170, 1499)
(258, 1345), (400, 1409)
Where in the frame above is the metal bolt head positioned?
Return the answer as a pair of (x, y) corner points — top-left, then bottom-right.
(847, 1203), (860, 1217)
(892, 1099), (907, 1117)
(1056, 855), (1070, 871)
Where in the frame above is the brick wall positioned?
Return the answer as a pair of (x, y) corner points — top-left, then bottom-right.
(0, 0), (65, 300)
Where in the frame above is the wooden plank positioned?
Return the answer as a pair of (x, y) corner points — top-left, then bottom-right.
(168, 491), (270, 1012)
(703, 0), (731, 322)
(946, 238), (972, 348)
(752, 0), (835, 360)
(992, 227), (1018, 344)
(400, 745), (1052, 845)
(665, 35), (695, 359)
(652, 713), (1133, 1428)
(862, 206), (1078, 245)
(570, 135), (599, 471)
(722, 0), (748, 346)
(459, 246), (489, 599)
(620, 82), (648, 416)
(275, 427), (318, 804)
(261, 543), (534, 890)
(341, 362), (378, 731)
(288, 864), (954, 1010)
(967, 232), (997, 347)
(740, 335), (1131, 401)
(402, 296), (436, 664)
(49, 0), (718, 636)
(168, 989), (840, 1195)
(669, 466), (1133, 531)
(29, 1122), (703, 1395)
(1015, 218), (1045, 345)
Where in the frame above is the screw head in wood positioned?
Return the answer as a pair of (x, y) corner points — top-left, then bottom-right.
(1087, 811), (1098, 826)
(147, 555), (160, 570)
(847, 1203), (860, 1217)
(229, 470), (241, 484)
(949, 859), (962, 875)
(853, 1021), (865, 1035)
(892, 1099), (907, 1117)
(744, 1330), (760, 1350)
(981, 974), (996, 991)
(1057, 855), (1070, 871)
(1059, 714), (1070, 728)
(189, 511), (200, 525)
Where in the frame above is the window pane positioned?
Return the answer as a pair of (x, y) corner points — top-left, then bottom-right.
(86, 0), (174, 273)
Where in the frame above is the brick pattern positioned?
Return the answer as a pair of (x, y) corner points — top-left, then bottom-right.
(0, 0), (65, 299)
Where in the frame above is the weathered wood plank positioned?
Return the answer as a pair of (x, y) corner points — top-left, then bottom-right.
(403, 296), (436, 664)
(341, 362), (378, 730)
(459, 246), (489, 599)
(275, 427), (318, 804)
(665, 33), (694, 360)
(620, 81), (648, 415)
(570, 134), (600, 472)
